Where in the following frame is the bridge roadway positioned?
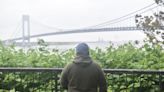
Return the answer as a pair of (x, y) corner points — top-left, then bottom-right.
(7, 41), (111, 46)
(4, 26), (143, 42)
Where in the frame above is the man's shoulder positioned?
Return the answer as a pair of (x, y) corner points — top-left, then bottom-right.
(91, 61), (102, 69)
(92, 61), (100, 66)
(65, 62), (74, 69)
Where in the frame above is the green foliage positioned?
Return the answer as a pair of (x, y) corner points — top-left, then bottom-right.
(0, 40), (164, 91)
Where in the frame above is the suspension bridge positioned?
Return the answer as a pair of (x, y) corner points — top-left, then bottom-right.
(2, 3), (163, 46)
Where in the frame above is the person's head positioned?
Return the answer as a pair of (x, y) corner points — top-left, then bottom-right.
(75, 43), (89, 56)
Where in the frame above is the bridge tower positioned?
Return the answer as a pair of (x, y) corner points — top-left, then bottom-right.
(22, 15), (30, 47)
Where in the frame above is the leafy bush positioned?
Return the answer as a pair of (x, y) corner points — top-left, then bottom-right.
(0, 40), (164, 91)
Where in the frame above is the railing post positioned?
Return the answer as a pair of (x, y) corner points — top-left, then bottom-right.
(55, 73), (58, 92)
(159, 73), (162, 92)
(132, 72), (134, 92)
(125, 74), (128, 92)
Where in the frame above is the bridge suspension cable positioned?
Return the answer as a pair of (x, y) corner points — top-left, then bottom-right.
(86, 3), (156, 28)
(30, 17), (63, 31)
(103, 5), (159, 27)
(10, 20), (22, 39)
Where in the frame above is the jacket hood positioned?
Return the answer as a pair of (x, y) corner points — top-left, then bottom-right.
(73, 55), (92, 67)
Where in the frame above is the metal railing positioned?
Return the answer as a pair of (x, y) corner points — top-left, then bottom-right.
(0, 68), (164, 92)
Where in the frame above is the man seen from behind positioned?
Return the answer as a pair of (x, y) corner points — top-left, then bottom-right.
(60, 43), (107, 92)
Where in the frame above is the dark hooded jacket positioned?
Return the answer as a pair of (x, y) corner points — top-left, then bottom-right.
(60, 55), (107, 92)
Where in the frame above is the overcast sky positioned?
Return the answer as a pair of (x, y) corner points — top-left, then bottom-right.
(0, 0), (155, 42)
